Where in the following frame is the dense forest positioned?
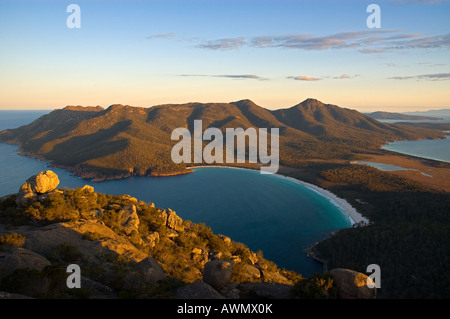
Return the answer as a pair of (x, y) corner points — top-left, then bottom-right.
(314, 164), (450, 298)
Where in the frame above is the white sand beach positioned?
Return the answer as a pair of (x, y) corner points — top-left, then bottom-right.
(276, 174), (369, 226)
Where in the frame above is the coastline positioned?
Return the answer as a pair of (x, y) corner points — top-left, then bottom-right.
(189, 165), (369, 226)
(277, 175), (369, 226)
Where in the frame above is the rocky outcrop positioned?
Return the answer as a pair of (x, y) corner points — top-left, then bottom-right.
(161, 208), (184, 232)
(328, 268), (377, 299)
(119, 205), (140, 235)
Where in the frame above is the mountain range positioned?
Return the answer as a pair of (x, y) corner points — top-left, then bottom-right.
(0, 98), (445, 180)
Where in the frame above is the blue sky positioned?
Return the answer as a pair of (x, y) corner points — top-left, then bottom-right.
(0, 0), (449, 111)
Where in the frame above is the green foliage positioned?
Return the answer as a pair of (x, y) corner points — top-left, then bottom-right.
(291, 273), (337, 299)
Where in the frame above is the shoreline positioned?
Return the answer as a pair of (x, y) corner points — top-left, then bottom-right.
(189, 165), (370, 226)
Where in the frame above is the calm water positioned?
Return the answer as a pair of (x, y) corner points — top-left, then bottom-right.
(382, 135), (450, 163)
(355, 161), (412, 171)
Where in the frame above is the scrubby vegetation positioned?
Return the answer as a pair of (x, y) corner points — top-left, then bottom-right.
(0, 185), (302, 298)
(290, 273), (337, 299)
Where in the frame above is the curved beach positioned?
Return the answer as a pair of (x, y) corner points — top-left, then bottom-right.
(276, 174), (369, 225)
(189, 165), (369, 226)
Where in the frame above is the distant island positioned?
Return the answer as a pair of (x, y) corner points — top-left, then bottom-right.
(366, 111), (444, 121)
(0, 98), (445, 181)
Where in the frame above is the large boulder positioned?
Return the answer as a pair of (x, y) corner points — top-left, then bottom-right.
(328, 268), (377, 299)
(22, 220), (148, 263)
(135, 257), (166, 284)
(21, 170), (60, 195)
(0, 246), (51, 277)
(16, 170), (60, 206)
(202, 260), (233, 290)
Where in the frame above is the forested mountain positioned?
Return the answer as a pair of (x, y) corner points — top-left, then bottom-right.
(0, 99), (444, 180)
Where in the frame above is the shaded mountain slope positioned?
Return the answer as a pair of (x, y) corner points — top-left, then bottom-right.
(0, 99), (444, 180)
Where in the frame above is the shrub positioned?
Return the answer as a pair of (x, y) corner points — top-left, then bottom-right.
(0, 233), (26, 247)
(291, 273), (337, 299)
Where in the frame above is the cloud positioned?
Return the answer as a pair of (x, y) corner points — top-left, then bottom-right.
(388, 72), (450, 80)
(195, 30), (450, 54)
(334, 74), (352, 79)
(146, 32), (176, 40)
(287, 75), (321, 81)
(287, 74), (359, 81)
(180, 74), (266, 80)
(196, 38), (246, 50)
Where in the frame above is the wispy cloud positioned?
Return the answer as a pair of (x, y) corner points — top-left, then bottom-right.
(287, 74), (358, 81)
(388, 72), (450, 80)
(196, 38), (246, 50)
(146, 32), (176, 40)
(287, 75), (321, 81)
(333, 74), (352, 79)
(180, 74), (266, 80)
(195, 30), (450, 54)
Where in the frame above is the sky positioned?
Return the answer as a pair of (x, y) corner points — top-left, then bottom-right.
(0, 0), (449, 112)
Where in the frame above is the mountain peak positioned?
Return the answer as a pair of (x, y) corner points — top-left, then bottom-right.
(298, 98), (326, 108)
(231, 99), (258, 107)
